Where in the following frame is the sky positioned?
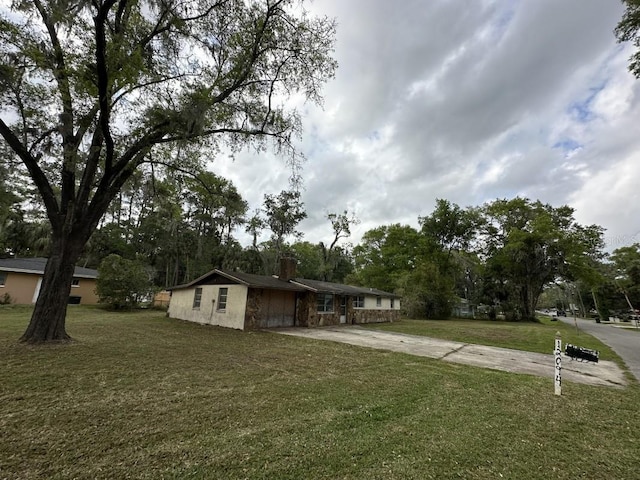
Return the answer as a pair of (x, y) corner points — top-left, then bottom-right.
(214, 0), (640, 251)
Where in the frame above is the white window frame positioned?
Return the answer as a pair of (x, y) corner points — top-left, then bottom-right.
(217, 287), (228, 312)
(390, 298), (395, 309)
(317, 293), (334, 313)
(376, 296), (382, 307)
(192, 287), (203, 309)
(353, 295), (365, 308)
(0, 272), (6, 287)
(71, 278), (80, 287)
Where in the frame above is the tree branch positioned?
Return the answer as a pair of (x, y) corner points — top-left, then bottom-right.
(28, 128), (58, 156)
(33, 0), (77, 217)
(75, 116), (105, 219)
(75, 104), (101, 143)
(209, 0), (280, 106)
(0, 118), (60, 226)
(155, 125), (289, 144)
(261, 55), (292, 130)
(111, 73), (198, 108)
(84, 148), (150, 238)
(94, 0), (118, 175)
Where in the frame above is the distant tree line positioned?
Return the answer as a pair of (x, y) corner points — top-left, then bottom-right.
(2, 164), (637, 320)
(345, 198), (628, 322)
(0, 165), (354, 290)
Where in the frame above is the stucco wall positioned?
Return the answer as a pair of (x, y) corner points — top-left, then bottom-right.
(0, 272), (39, 304)
(70, 278), (99, 304)
(0, 272), (98, 305)
(362, 295), (400, 310)
(168, 284), (248, 330)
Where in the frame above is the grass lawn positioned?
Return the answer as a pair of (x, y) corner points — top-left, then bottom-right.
(363, 316), (620, 362)
(1, 306), (639, 480)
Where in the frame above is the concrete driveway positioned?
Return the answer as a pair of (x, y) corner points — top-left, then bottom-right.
(273, 326), (627, 388)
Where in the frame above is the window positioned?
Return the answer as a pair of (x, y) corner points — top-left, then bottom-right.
(317, 293), (334, 313)
(71, 278), (80, 287)
(0, 272), (6, 286)
(376, 296), (382, 307)
(192, 287), (203, 309)
(390, 298), (395, 309)
(217, 288), (228, 311)
(353, 295), (365, 308)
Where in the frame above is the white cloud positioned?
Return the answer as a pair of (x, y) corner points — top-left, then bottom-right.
(215, 0), (640, 253)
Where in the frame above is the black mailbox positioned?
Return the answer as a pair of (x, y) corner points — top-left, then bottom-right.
(565, 344), (599, 363)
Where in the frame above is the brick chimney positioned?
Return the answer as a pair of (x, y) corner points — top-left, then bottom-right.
(279, 257), (297, 282)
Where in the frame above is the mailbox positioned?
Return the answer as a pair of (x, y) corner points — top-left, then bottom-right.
(565, 344), (599, 363)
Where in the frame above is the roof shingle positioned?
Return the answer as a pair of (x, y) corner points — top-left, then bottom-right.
(169, 268), (399, 297)
(0, 257), (98, 278)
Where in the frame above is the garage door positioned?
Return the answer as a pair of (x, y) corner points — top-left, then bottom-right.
(261, 290), (296, 328)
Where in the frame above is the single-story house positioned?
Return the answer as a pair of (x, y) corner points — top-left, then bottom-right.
(0, 257), (99, 305)
(167, 259), (401, 330)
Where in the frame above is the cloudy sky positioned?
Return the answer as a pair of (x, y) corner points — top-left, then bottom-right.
(216, 0), (640, 251)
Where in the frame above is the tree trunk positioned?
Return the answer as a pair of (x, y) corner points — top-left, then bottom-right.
(591, 288), (602, 323)
(20, 236), (84, 343)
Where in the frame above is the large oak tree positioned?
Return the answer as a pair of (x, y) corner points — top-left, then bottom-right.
(0, 0), (336, 342)
(479, 198), (605, 321)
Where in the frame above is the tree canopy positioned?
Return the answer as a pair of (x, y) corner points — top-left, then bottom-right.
(616, 0), (640, 77)
(346, 198), (607, 321)
(0, 0), (337, 342)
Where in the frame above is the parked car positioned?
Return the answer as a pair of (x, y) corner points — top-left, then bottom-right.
(557, 309), (566, 317)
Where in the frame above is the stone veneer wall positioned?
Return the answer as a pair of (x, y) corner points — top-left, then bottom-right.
(295, 292), (312, 327)
(296, 292), (341, 327)
(351, 308), (399, 324)
(244, 288), (264, 330)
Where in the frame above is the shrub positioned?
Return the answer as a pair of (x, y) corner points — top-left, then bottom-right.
(96, 254), (155, 309)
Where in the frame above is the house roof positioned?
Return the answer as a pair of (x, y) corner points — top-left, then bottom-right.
(169, 268), (399, 298)
(168, 269), (306, 292)
(217, 270), (307, 291)
(290, 278), (401, 298)
(0, 257), (98, 278)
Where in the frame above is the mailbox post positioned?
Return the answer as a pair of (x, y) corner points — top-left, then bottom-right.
(554, 332), (562, 396)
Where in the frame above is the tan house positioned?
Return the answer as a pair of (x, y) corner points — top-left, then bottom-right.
(167, 260), (401, 330)
(0, 257), (99, 305)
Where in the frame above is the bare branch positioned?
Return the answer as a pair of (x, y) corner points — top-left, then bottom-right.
(111, 73), (198, 108)
(28, 128), (58, 156)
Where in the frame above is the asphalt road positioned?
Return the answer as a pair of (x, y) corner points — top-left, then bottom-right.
(558, 315), (640, 382)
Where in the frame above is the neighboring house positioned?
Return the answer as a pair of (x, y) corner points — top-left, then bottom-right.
(0, 257), (99, 305)
(167, 259), (401, 330)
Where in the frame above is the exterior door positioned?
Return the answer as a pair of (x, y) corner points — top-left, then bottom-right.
(340, 296), (347, 324)
(263, 290), (296, 328)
